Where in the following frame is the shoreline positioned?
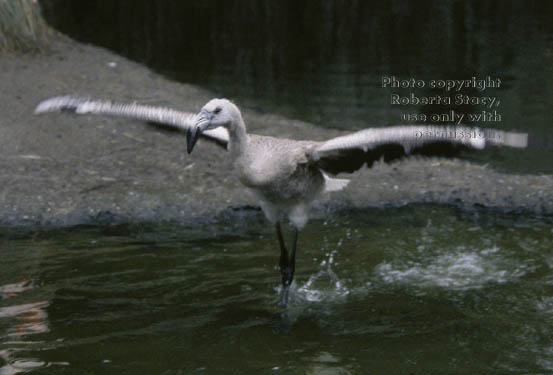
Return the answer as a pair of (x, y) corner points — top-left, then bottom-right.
(1, 38), (551, 227)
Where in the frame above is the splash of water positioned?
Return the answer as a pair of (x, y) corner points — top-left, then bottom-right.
(374, 245), (533, 291)
(296, 249), (350, 303)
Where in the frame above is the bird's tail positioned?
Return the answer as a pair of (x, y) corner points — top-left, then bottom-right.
(322, 173), (350, 192)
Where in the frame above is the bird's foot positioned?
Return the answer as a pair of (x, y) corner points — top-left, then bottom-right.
(280, 267), (294, 307)
(281, 287), (290, 307)
(281, 266), (293, 286)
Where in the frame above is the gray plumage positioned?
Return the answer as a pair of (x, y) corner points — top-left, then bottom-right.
(35, 95), (527, 228)
(35, 95), (528, 305)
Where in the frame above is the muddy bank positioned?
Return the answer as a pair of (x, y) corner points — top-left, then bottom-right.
(0, 39), (551, 227)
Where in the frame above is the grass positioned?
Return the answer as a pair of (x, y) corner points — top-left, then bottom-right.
(0, 0), (52, 53)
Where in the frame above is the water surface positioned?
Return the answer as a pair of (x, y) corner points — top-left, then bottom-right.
(1, 204), (552, 374)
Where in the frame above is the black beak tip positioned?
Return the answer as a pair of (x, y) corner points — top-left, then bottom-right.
(187, 127), (200, 154)
(186, 128), (194, 154)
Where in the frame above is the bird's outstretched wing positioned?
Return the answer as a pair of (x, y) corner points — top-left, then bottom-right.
(34, 95), (229, 147)
(310, 125), (528, 174)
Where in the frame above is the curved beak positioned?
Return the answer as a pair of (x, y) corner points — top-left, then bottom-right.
(187, 110), (211, 154)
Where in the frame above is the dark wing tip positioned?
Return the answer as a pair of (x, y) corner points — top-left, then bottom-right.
(317, 141), (469, 175)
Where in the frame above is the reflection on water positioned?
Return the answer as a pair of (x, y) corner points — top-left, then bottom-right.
(0, 281), (64, 374)
(0, 204), (552, 374)
(0, 300), (49, 337)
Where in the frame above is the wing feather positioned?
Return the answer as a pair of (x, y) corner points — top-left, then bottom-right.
(35, 95), (229, 146)
(311, 125), (528, 174)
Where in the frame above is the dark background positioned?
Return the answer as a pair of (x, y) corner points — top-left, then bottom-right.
(40, 0), (553, 173)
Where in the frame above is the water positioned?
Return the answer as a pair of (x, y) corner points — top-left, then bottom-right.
(41, 0), (553, 174)
(2, 204), (552, 374)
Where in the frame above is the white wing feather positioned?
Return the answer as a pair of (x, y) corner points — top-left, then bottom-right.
(313, 125), (527, 160)
(35, 95), (229, 145)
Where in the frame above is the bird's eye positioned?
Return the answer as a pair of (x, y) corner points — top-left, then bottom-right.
(213, 107), (222, 114)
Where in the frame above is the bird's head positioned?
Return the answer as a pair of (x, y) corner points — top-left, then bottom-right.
(187, 98), (240, 153)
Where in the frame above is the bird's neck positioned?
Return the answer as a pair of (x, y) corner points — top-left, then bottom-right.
(228, 116), (248, 159)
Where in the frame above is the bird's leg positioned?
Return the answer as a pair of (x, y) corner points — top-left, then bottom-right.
(289, 227), (298, 286)
(276, 222), (292, 305)
(276, 222), (300, 306)
(276, 222), (290, 285)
